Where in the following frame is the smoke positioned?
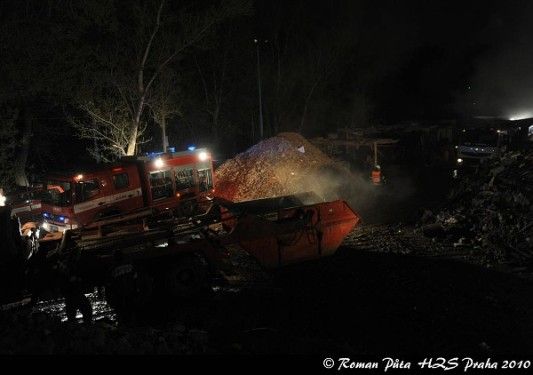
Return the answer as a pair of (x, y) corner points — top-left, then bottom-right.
(299, 164), (417, 223)
(469, 3), (533, 119)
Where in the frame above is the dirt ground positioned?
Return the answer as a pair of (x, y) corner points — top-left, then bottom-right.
(205, 235), (533, 355)
(2, 164), (533, 356)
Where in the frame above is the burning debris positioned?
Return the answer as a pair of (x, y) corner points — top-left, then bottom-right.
(420, 150), (533, 266)
(215, 132), (351, 202)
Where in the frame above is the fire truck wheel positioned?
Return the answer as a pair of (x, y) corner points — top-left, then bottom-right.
(163, 255), (209, 299)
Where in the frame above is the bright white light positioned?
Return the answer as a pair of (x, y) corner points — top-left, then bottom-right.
(0, 193), (5, 207)
(457, 158), (463, 164)
(198, 151), (208, 161)
(75, 174), (83, 180)
(509, 112), (533, 121)
(154, 158), (164, 169)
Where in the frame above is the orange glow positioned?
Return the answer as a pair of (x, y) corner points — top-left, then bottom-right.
(49, 185), (65, 193)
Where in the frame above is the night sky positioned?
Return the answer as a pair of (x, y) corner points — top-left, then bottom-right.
(1, 0), (532, 173)
(254, 0), (533, 122)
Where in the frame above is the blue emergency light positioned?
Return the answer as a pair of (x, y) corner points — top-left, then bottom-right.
(145, 151), (164, 159)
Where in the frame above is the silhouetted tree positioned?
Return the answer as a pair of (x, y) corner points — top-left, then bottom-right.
(69, 0), (252, 159)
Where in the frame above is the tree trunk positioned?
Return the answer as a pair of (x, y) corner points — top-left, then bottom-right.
(161, 115), (167, 152)
(14, 106), (31, 187)
(126, 125), (138, 156)
(212, 105), (219, 144)
(127, 98), (145, 156)
(298, 78), (321, 134)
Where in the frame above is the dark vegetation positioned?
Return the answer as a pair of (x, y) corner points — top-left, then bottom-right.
(0, 0), (505, 189)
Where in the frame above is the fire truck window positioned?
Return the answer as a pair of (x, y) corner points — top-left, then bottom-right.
(42, 181), (72, 207)
(149, 170), (173, 200)
(175, 168), (194, 190)
(198, 168), (213, 192)
(113, 173), (129, 189)
(75, 180), (100, 203)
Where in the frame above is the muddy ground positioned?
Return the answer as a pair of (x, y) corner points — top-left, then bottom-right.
(1, 165), (533, 355)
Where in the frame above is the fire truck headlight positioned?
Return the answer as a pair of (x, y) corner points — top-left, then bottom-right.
(198, 151), (208, 161)
(154, 158), (164, 169)
(457, 158), (463, 164)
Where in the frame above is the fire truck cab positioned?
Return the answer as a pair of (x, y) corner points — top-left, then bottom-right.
(41, 148), (215, 233)
(7, 185), (44, 224)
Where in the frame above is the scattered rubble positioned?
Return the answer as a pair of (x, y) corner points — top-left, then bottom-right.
(419, 150), (533, 266)
(0, 302), (214, 354)
(215, 132), (351, 202)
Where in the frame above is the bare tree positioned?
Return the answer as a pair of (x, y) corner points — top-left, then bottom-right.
(148, 69), (183, 151)
(73, 0), (252, 158)
(0, 0), (64, 186)
(0, 107), (19, 188)
(69, 95), (149, 162)
(194, 40), (230, 144)
(264, 4), (343, 135)
(298, 41), (337, 133)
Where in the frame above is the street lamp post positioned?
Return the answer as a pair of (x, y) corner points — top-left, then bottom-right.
(254, 38), (267, 140)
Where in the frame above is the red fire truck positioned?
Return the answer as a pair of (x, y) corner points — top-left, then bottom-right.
(7, 185), (44, 224)
(40, 148), (215, 233)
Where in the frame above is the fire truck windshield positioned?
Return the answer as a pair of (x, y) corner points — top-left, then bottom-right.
(42, 181), (72, 207)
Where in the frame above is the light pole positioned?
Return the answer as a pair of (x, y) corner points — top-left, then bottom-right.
(254, 38), (267, 140)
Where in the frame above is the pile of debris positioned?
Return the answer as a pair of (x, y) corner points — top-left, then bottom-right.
(215, 133), (350, 202)
(0, 306), (213, 354)
(420, 150), (533, 266)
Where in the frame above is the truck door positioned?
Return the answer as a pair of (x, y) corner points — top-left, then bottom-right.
(73, 179), (106, 225)
(109, 171), (143, 213)
(197, 167), (213, 193)
(148, 169), (175, 208)
(174, 165), (195, 198)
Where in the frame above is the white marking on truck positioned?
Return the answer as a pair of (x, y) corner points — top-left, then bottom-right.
(73, 188), (142, 214)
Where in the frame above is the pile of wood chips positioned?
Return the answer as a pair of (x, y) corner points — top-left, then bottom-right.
(215, 132), (348, 202)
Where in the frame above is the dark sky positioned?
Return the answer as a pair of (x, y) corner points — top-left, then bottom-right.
(254, 0), (532, 123)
